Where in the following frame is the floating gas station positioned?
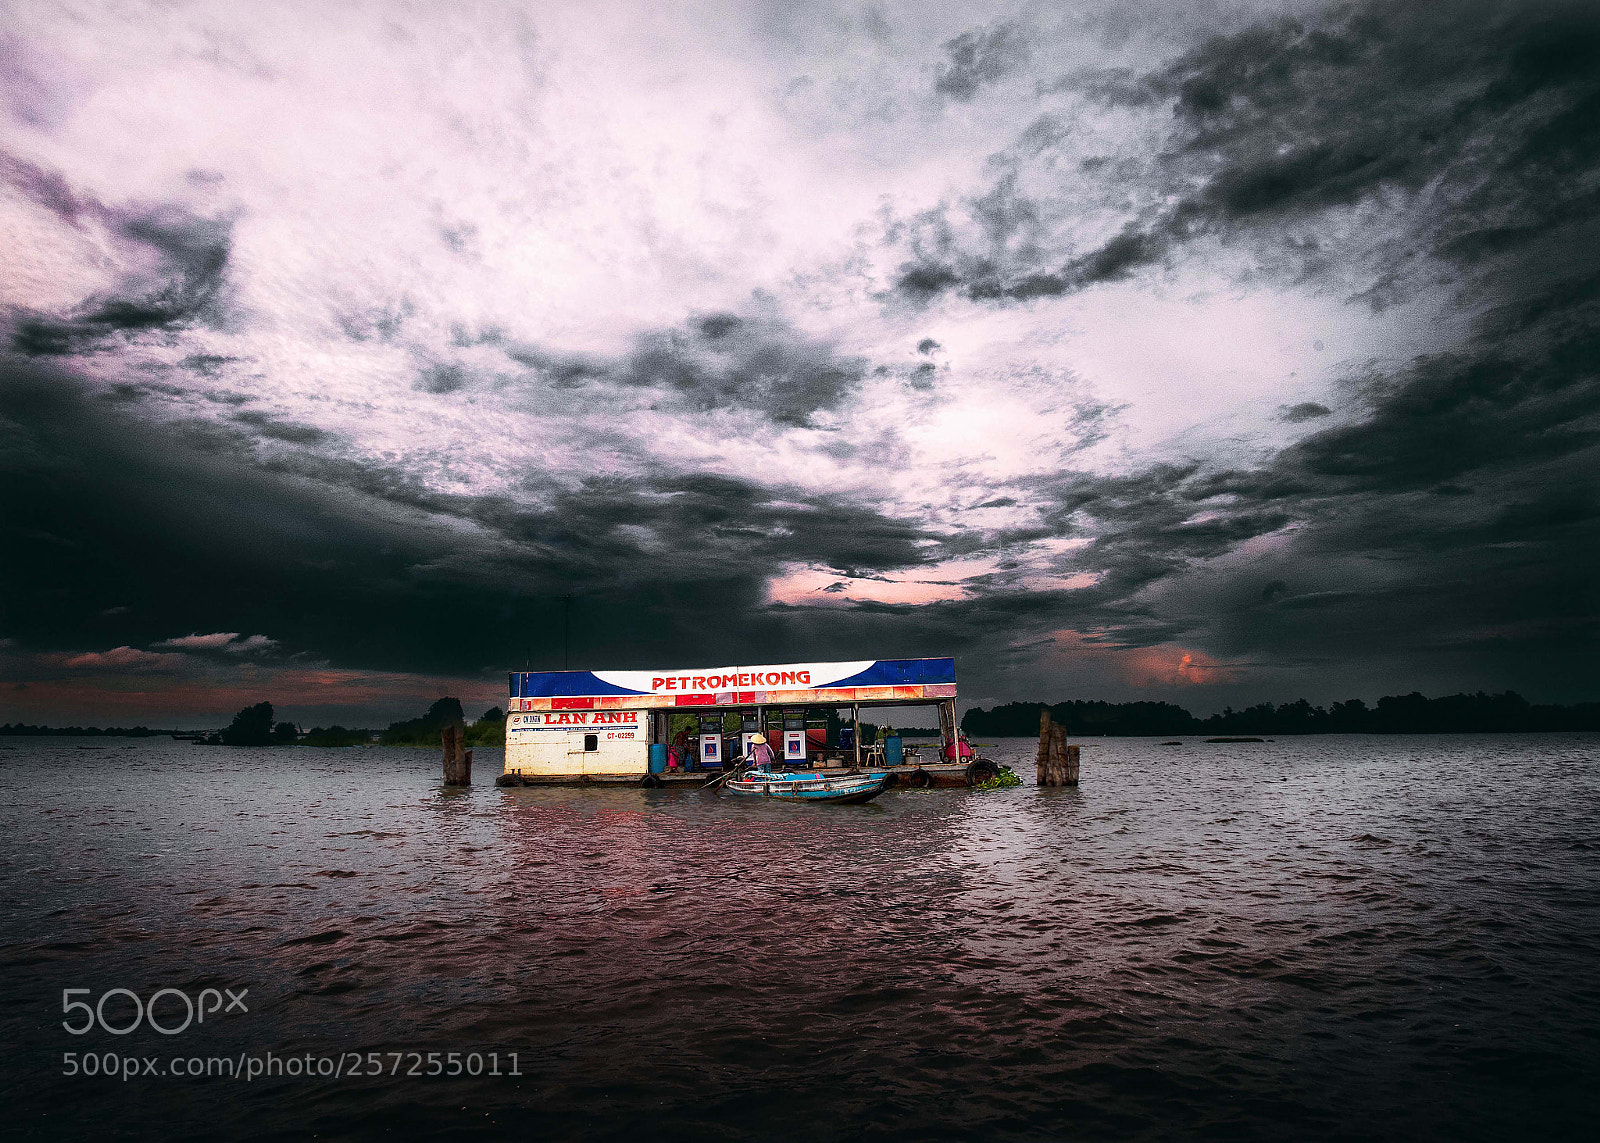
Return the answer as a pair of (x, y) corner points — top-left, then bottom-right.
(502, 657), (989, 787)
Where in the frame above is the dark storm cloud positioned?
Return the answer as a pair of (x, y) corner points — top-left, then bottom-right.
(1279, 402), (1331, 423)
(0, 150), (88, 223)
(495, 308), (865, 425)
(974, 267), (1600, 697)
(934, 22), (1029, 101)
(894, 1), (1600, 305)
(6, 1), (1597, 713)
(837, 0), (1600, 698)
(230, 410), (331, 445)
(618, 310), (863, 425)
(0, 357), (941, 678)
(416, 362), (469, 394)
(10, 194), (232, 356)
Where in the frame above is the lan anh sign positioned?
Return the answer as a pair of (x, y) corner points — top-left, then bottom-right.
(508, 658), (955, 711)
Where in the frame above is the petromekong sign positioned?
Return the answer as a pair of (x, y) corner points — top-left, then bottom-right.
(507, 658), (956, 711)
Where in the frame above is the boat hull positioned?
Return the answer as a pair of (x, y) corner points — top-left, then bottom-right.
(724, 770), (890, 804)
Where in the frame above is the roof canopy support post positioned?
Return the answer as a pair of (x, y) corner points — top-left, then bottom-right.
(852, 703), (861, 771)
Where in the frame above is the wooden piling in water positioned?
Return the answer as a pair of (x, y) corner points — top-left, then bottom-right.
(442, 722), (472, 786)
(1036, 710), (1080, 786)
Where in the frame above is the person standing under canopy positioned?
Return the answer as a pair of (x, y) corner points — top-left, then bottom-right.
(747, 733), (776, 771)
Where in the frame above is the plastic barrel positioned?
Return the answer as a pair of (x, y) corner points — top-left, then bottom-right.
(884, 735), (903, 767)
(648, 743), (668, 774)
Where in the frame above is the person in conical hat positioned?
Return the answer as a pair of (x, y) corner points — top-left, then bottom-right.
(747, 732), (776, 770)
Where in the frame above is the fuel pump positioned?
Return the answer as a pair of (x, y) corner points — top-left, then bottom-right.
(738, 712), (761, 762)
(697, 714), (723, 770)
(782, 708), (807, 764)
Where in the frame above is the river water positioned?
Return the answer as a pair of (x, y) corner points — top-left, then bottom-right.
(1, 734), (1596, 1141)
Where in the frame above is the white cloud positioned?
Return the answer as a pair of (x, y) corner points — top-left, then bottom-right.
(153, 632), (277, 654)
(153, 632), (241, 650)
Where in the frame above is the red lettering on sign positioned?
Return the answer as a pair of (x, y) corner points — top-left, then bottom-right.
(799, 671), (811, 684)
(692, 676), (707, 689)
(651, 677), (664, 690)
(780, 671), (796, 684)
(664, 677), (677, 690)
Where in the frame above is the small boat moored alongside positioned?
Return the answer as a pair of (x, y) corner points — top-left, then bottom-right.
(724, 768), (890, 804)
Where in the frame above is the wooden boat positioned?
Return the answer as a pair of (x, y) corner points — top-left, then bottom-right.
(723, 768), (890, 804)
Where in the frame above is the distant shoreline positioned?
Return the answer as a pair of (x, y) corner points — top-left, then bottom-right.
(8, 689), (1600, 741)
(963, 691), (1600, 738)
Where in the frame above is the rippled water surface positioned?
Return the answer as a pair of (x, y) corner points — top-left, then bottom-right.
(2, 734), (1598, 1141)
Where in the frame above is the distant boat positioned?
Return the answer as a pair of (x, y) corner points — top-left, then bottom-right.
(723, 769), (890, 804)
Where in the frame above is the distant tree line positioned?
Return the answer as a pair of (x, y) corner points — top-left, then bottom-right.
(0, 723), (170, 737)
(219, 701), (300, 745)
(287, 697), (505, 746)
(962, 692), (1600, 737)
(375, 698), (504, 747)
(299, 725), (369, 747)
(2, 698), (506, 747)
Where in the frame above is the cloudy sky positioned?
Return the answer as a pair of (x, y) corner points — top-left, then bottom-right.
(2, 0), (1597, 726)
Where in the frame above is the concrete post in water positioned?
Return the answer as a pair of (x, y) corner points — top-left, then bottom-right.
(441, 721), (472, 785)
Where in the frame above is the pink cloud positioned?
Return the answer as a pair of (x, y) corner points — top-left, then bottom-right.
(1043, 630), (1243, 688)
(57, 646), (185, 672)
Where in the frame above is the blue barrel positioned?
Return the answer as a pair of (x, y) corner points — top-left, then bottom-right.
(648, 743), (668, 774)
(883, 735), (903, 767)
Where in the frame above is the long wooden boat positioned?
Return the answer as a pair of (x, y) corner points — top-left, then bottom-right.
(724, 769), (890, 804)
